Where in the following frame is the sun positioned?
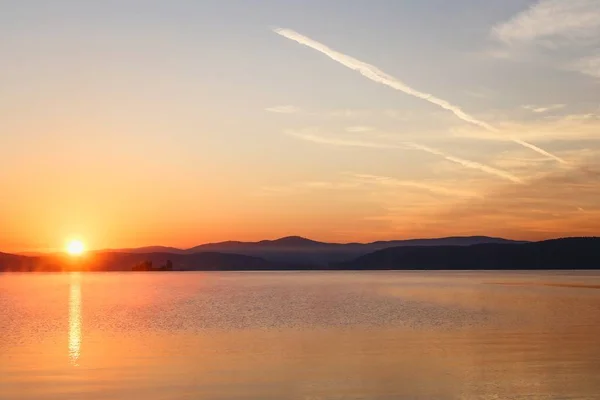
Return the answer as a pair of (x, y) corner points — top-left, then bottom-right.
(66, 240), (86, 256)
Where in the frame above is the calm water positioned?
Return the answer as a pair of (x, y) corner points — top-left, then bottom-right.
(1, 271), (599, 400)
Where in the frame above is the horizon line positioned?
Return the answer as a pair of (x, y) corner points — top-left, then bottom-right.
(10, 234), (600, 255)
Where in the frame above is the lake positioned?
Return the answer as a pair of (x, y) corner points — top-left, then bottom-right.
(1, 271), (599, 399)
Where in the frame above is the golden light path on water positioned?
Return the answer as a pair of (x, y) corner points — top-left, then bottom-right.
(68, 273), (81, 366)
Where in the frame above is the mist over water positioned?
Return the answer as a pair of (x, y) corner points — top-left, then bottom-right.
(1, 271), (599, 399)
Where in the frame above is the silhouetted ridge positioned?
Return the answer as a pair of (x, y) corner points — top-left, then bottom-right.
(103, 246), (185, 254)
(182, 235), (526, 266)
(1, 237), (598, 271)
(260, 236), (325, 246)
(336, 237), (600, 270)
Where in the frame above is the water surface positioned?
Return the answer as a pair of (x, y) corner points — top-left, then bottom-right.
(1, 271), (599, 399)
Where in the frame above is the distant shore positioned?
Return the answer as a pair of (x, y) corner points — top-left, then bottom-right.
(1, 237), (598, 272)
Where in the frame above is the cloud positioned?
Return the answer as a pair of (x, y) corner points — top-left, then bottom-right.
(286, 129), (405, 149)
(452, 112), (600, 142)
(369, 161), (600, 240)
(257, 174), (482, 209)
(484, 48), (514, 59)
(329, 109), (373, 118)
(287, 129), (524, 184)
(490, 0), (600, 80)
(490, 154), (555, 173)
(328, 109), (412, 120)
(345, 126), (375, 133)
(569, 54), (600, 78)
(352, 174), (481, 198)
(273, 27), (566, 164)
(257, 180), (361, 196)
(383, 109), (413, 120)
(265, 105), (302, 114)
(523, 104), (566, 113)
(464, 89), (492, 99)
(492, 0), (600, 47)
(435, 162), (600, 238)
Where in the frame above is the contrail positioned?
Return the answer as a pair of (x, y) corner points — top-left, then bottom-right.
(403, 142), (524, 184)
(352, 173), (481, 198)
(274, 28), (566, 164)
(511, 138), (565, 164)
(288, 130), (524, 184)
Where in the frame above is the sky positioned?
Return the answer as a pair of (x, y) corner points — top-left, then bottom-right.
(1, 0), (599, 252)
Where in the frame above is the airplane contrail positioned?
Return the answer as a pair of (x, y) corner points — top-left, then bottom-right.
(352, 173), (481, 198)
(288, 130), (524, 184)
(274, 28), (566, 164)
(403, 142), (524, 184)
(511, 138), (565, 163)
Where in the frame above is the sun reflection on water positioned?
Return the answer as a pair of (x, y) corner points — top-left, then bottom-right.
(68, 273), (82, 366)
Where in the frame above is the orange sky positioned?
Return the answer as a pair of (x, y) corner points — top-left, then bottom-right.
(1, 1), (599, 253)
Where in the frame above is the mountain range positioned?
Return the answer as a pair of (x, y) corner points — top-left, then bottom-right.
(1, 236), (598, 272)
(107, 235), (526, 266)
(336, 237), (600, 270)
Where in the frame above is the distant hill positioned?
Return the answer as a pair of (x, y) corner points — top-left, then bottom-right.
(0, 252), (36, 271)
(183, 235), (526, 266)
(336, 237), (600, 270)
(3, 236), (528, 270)
(102, 246), (186, 254)
(187, 236), (329, 251)
(1, 237), (598, 271)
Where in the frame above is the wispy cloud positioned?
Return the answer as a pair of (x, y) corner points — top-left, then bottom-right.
(435, 162), (600, 239)
(464, 89), (492, 99)
(569, 54), (600, 78)
(490, 1), (600, 80)
(328, 109), (373, 118)
(273, 27), (566, 164)
(265, 105), (302, 114)
(452, 112), (600, 142)
(492, 0), (600, 47)
(258, 174), (481, 203)
(369, 161), (600, 240)
(523, 104), (566, 113)
(287, 129), (524, 184)
(286, 129), (405, 149)
(491, 155), (553, 175)
(484, 48), (514, 60)
(345, 126), (375, 133)
(257, 180), (361, 196)
(352, 174), (481, 198)
(329, 109), (412, 120)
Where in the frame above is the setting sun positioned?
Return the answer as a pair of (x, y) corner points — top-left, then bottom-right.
(66, 240), (86, 256)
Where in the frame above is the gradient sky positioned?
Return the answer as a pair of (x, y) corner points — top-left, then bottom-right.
(1, 0), (599, 252)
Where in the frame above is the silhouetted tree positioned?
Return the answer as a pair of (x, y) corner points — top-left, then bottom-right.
(133, 260), (153, 271)
(158, 260), (173, 271)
